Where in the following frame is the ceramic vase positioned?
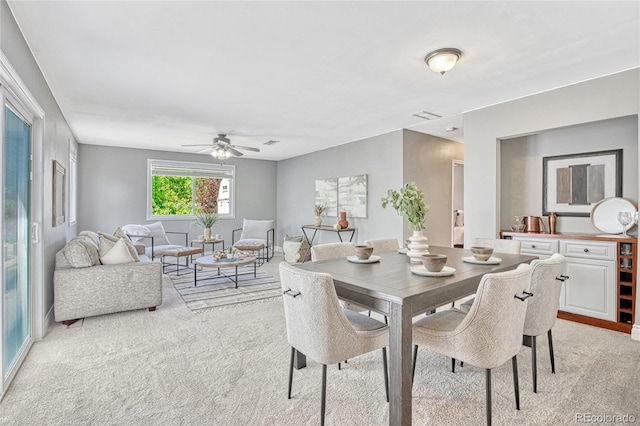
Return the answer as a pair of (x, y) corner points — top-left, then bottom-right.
(204, 227), (212, 241)
(313, 216), (322, 227)
(407, 230), (429, 262)
(338, 211), (349, 229)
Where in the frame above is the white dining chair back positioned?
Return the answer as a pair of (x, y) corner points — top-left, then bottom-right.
(522, 253), (566, 393)
(473, 238), (521, 255)
(363, 238), (400, 253)
(310, 242), (355, 262)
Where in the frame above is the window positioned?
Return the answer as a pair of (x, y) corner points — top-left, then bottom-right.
(147, 159), (235, 219)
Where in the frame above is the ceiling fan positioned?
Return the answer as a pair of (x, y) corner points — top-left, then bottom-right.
(182, 134), (261, 160)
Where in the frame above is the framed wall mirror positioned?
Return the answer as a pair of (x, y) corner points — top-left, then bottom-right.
(53, 160), (66, 226)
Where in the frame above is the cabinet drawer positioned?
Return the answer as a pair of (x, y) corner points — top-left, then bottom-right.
(560, 240), (616, 261)
(515, 238), (558, 256)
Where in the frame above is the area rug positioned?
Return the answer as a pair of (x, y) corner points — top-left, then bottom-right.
(169, 266), (282, 312)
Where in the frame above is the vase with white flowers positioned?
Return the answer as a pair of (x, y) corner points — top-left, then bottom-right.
(314, 204), (326, 227)
(381, 182), (430, 261)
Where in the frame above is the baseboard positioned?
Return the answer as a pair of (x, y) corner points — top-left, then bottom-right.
(632, 324), (640, 341)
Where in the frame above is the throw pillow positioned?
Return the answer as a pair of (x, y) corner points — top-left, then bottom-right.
(100, 238), (135, 265)
(285, 234), (304, 243)
(145, 221), (171, 246)
(113, 227), (134, 244)
(100, 232), (140, 262)
(240, 219), (274, 241)
(121, 224), (151, 244)
(98, 234), (116, 257)
(78, 230), (100, 248)
(283, 240), (302, 263)
(63, 238), (100, 268)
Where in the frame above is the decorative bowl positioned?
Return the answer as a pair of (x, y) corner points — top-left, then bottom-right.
(470, 246), (494, 261)
(420, 254), (447, 272)
(510, 224), (526, 232)
(354, 245), (374, 260)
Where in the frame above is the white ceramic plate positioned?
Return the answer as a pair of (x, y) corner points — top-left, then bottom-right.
(590, 197), (637, 234)
(411, 265), (456, 277)
(347, 255), (381, 264)
(462, 256), (502, 265)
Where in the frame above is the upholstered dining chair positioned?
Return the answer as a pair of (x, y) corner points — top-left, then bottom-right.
(310, 242), (384, 322)
(279, 262), (390, 425)
(522, 253), (566, 393)
(456, 237), (523, 311)
(363, 238), (400, 253)
(412, 264), (533, 426)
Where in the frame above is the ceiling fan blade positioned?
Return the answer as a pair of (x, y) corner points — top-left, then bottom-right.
(229, 144), (260, 152)
(227, 147), (244, 157)
(182, 144), (215, 147)
(196, 147), (214, 154)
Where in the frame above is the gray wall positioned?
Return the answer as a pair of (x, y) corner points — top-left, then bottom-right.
(78, 145), (277, 244)
(277, 130), (404, 247)
(403, 130), (464, 246)
(500, 116), (638, 234)
(2, 0), (78, 336)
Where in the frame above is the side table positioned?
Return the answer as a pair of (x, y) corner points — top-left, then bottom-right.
(191, 239), (225, 255)
(301, 225), (356, 262)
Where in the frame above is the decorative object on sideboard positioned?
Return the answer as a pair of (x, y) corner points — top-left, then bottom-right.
(524, 216), (545, 233)
(313, 203), (326, 227)
(338, 211), (349, 229)
(618, 212), (633, 237)
(549, 212), (557, 234)
(382, 182), (430, 262)
(192, 211), (219, 241)
(590, 197), (637, 234)
(511, 215), (526, 232)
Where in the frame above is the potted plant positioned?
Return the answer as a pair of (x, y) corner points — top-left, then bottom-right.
(314, 204), (326, 227)
(381, 182), (430, 261)
(192, 212), (219, 241)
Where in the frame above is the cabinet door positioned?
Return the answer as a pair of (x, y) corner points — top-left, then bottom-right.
(560, 257), (616, 322)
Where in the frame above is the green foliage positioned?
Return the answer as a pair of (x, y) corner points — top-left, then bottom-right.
(381, 182), (430, 231)
(192, 212), (219, 229)
(151, 176), (192, 215)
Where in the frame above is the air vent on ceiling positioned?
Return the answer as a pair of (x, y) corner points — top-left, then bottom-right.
(263, 140), (280, 145)
(412, 111), (442, 120)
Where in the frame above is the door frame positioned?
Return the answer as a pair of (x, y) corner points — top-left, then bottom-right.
(0, 51), (45, 399)
(451, 160), (464, 247)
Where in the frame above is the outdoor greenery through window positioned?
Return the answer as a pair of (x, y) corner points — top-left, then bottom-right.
(148, 160), (234, 219)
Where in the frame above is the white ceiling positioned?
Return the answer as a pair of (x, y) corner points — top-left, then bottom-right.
(7, 1), (640, 161)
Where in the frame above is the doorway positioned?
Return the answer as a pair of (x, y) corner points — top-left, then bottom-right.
(451, 160), (464, 247)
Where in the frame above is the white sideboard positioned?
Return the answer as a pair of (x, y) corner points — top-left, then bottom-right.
(501, 232), (637, 333)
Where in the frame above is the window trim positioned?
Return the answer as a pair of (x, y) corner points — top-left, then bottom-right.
(146, 159), (235, 220)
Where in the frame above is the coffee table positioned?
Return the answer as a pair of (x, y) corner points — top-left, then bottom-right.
(193, 255), (257, 288)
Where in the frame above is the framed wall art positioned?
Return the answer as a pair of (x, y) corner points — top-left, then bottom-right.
(53, 159), (66, 226)
(542, 149), (622, 217)
(315, 177), (338, 216)
(338, 174), (367, 218)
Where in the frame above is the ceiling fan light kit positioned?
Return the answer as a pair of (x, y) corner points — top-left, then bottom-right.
(424, 48), (462, 75)
(182, 133), (260, 159)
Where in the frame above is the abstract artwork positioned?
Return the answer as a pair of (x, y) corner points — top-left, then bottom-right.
(315, 177), (338, 217)
(543, 150), (622, 216)
(338, 174), (368, 218)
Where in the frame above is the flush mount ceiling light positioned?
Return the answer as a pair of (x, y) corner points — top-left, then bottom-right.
(424, 48), (462, 75)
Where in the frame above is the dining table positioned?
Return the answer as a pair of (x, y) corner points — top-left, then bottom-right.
(294, 245), (537, 426)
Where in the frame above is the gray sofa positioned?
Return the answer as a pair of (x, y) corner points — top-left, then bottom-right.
(54, 230), (163, 324)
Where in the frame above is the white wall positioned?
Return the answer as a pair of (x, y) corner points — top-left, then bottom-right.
(277, 130), (404, 247)
(77, 144), (277, 245)
(464, 68), (640, 339)
(500, 116), (638, 234)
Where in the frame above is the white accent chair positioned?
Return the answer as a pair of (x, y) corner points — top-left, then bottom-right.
(523, 253), (566, 393)
(279, 262), (389, 425)
(412, 264), (533, 426)
(232, 219), (275, 262)
(363, 238), (399, 253)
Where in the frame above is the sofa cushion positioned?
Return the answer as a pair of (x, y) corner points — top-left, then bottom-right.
(113, 227), (134, 244)
(100, 238), (135, 265)
(78, 230), (100, 248)
(240, 219), (274, 241)
(63, 238), (100, 268)
(145, 221), (171, 246)
(99, 232), (140, 262)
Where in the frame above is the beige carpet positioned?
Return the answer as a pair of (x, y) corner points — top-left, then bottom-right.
(170, 266), (281, 313)
(0, 269), (639, 425)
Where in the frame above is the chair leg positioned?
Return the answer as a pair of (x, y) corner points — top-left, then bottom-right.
(382, 347), (389, 403)
(548, 329), (556, 374)
(338, 362), (341, 370)
(288, 347), (295, 399)
(485, 369), (492, 426)
(411, 344), (418, 382)
(531, 335), (537, 393)
(512, 355), (520, 410)
(451, 358), (456, 373)
(320, 364), (327, 426)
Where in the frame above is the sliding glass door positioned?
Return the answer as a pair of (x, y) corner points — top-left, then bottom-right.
(2, 99), (32, 389)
